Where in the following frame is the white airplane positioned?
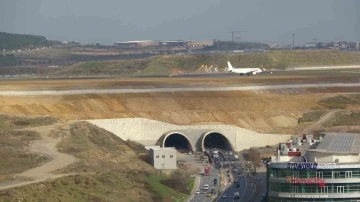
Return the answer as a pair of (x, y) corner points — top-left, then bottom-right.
(227, 61), (263, 76)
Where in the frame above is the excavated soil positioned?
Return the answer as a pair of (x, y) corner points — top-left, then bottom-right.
(0, 90), (339, 134)
(2, 75), (360, 134)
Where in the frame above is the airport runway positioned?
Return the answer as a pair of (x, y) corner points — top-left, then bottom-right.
(2, 65), (360, 81)
(1, 82), (360, 96)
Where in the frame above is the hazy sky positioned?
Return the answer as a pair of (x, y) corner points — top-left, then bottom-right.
(0, 0), (359, 45)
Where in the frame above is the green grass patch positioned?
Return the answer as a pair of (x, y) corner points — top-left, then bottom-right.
(147, 175), (188, 202)
(299, 110), (326, 122)
(51, 49), (360, 76)
(187, 177), (195, 192)
(0, 172), (162, 202)
(58, 58), (152, 76)
(325, 111), (360, 127)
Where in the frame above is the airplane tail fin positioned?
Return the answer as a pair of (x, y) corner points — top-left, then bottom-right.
(227, 61), (233, 71)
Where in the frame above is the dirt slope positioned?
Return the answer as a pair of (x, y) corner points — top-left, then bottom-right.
(0, 90), (326, 134)
(300, 110), (340, 134)
(0, 121), (78, 191)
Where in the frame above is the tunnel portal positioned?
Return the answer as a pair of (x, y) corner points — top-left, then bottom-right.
(163, 133), (193, 153)
(203, 132), (232, 151)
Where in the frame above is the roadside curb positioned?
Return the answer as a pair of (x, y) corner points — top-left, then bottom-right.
(185, 174), (200, 202)
(249, 176), (261, 202)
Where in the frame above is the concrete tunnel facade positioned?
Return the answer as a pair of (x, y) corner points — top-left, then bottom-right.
(159, 130), (233, 152)
(86, 118), (292, 152)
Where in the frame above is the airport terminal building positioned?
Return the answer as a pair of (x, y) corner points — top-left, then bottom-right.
(267, 133), (360, 202)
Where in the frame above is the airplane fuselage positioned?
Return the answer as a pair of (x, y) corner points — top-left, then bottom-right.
(227, 61), (263, 75)
(230, 68), (262, 75)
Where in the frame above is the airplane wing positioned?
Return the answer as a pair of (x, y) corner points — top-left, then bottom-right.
(245, 70), (258, 74)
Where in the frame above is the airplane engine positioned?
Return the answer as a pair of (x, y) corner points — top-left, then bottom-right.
(252, 72), (257, 75)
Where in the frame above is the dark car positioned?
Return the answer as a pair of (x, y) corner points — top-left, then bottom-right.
(236, 184), (240, 188)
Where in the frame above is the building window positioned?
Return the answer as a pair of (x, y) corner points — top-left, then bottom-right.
(156, 155), (159, 158)
(170, 155), (173, 158)
(292, 186), (298, 193)
(162, 155), (165, 158)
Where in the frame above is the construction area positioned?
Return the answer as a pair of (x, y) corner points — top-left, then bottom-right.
(1, 70), (360, 201)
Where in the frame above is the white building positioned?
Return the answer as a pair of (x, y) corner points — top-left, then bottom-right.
(150, 147), (177, 169)
(267, 133), (360, 202)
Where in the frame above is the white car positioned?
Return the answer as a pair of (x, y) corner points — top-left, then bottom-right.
(204, 184), (209, 190)
(195, 190), (200, 194)
(222, 194), (227, 198)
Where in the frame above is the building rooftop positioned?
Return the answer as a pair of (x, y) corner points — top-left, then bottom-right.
(115, 40), (157, 43)
(150, 147), (176, 151)
(308, 133), (360, 154)
(161, 40), (186, 43)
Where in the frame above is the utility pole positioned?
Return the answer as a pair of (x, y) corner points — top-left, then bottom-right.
(292, 33), (295, 49)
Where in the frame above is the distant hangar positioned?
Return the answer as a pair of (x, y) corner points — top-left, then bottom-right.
(114, 40), (160, 47)
(114, 40), (212, 47)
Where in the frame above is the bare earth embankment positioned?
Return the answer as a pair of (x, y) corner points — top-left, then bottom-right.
(1, 86), (360, 134)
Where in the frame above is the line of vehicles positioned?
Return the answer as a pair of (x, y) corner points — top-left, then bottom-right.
(207, 148), (243, 200)
(193, 148), (251, 201)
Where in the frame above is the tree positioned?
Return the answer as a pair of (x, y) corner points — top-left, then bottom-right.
(247, 148), (261, 167)
(161, 170), (191, 194)
(0, 32), (48, 50)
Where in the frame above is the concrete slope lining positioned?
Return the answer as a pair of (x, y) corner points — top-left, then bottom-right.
(86, 118), (291, 152)
(1, 82), (360, 96)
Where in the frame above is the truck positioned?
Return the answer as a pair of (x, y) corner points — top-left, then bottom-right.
(212, 150), (219, 158)
(204, 167), (211, 175)
(234, 192), (240, 200)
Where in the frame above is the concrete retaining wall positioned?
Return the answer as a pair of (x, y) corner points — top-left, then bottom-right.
(86, 118), (291, 151)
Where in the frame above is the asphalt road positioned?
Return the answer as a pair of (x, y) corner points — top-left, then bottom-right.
(191, 156), (221, 202)
(1, 82), (360, 96)
(216, 152), (255, 202)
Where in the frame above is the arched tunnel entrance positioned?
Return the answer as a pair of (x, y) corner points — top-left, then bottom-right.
(163, 133), (193, 153)
(202, 132), (232, 151)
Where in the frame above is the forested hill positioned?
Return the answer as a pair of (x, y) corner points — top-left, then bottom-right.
(0, 32), (49, 50)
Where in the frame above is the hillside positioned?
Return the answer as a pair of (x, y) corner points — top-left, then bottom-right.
(55, 50), (360, 76)
(2, 49), (360, 75)
(0, 54), (21, 67)
(0, 121), (191, 202)
(0, 32), (49, 50)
